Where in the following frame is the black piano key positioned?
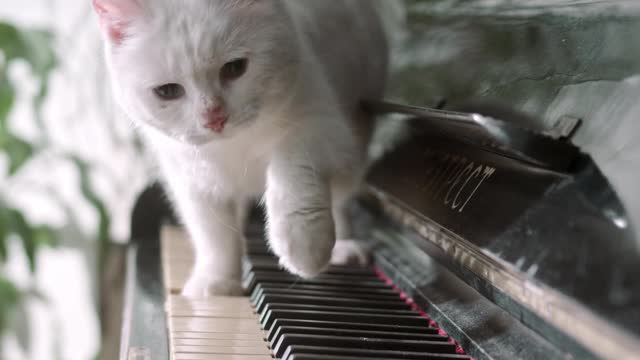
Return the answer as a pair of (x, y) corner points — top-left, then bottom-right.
(283, 347), (471, 360)
(244, 275), (388, 292)
(245, 256), (378, 272)
(273, 334), (457, 359)
(270, 326), (448, 349)
(249, 270), (381, 283)
(244, 223), (265, 235)
(244, 237), (266, 244)
(251, 283), (399, 296)
(245, 245), (270, 253)
(320, 266), (380, 276)
(246, 247), (273, 256)
(261, 309), (431, 331)
(250, 285), (401, 305)
(287, 356), (454, 360)
(265, 270), (380, 281)
(244, 237), (269, 246)
(245, 272), (388, 293)
(242, 227), (469, 360)
(246, 258), (378, 276)
(254, 294), (411, 313)
(259, 303), (417, 325)
(267, 319), (439, 344)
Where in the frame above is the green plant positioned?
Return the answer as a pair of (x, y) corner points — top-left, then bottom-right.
(0, 21), (58, 349)
(0, 19), (121, 358)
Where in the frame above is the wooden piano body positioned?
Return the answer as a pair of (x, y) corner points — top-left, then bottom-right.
(119, 2), (640, 359)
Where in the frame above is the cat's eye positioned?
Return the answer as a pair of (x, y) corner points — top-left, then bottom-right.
(153, 83), (185, 100)
(220, 58), (248, 82)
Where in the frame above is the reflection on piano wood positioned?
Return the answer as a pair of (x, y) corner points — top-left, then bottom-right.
(160, 225), (471, 360)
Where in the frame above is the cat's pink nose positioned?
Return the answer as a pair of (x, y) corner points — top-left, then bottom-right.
(202, 106), (227, 133)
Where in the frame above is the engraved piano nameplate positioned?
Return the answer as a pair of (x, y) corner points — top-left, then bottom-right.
(367, 135), (566, 247)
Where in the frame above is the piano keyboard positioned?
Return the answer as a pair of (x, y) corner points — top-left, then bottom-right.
(161, 225), (471, 360)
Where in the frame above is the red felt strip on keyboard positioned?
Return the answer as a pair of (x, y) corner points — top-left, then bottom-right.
(374, 266), (471, 357)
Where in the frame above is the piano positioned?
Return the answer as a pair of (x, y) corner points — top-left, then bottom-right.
(118, 2), (640, 360)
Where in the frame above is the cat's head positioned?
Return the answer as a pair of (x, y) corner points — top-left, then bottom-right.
(93, 0), (298, 145)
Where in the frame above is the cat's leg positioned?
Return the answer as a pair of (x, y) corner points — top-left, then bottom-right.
(265, 154), (336, 278)
(235, 196), (251, 231)
(170, 186), (244, 297)
(330, 176), (371, 266)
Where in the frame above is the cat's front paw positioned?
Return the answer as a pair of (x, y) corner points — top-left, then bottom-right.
(330, 239), (371, 267)
(181, 275), (244, 298)
(269, 210), (335, 278)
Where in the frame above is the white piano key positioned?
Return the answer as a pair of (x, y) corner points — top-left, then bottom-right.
(173, 354), (270, 360)
(173, 345), (270, 355)
(169, 295), (252, 307)
(162, 226), (272, 360)
(173, 338), (267, 347)
(167, 297), (256, 320)
(170, 318), (262, 331)
(170, 310), (256, 318)
(171, 332), (262, 341)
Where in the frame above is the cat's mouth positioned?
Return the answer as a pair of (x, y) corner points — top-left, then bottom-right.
(203, 116), (228, 133)
(174, 113), (257, 145)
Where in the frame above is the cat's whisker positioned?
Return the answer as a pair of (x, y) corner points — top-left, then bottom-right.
(209, 206), (241, 234)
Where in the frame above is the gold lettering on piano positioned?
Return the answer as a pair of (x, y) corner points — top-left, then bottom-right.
(422, 149), (496, 213)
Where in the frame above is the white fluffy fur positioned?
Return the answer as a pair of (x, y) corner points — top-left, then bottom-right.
(94, 0), (388, 296)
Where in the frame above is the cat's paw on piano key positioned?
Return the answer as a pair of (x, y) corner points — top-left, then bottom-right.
(181, 276), (244, 298)
(330, 239), (371, 267)
(268, 213), (335, 279)
(276, 239), (334, 279)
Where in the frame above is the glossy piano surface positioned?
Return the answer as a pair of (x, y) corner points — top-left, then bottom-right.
(364, 110), (640, 359)
(376, 2), (640, 358)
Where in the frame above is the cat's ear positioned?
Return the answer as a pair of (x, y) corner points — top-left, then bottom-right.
(92, 0), (142, 44)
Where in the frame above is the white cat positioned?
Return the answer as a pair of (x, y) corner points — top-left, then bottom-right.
(93, 0), (388, 296)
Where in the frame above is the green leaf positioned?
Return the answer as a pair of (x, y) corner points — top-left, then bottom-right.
(70, 157), (111, 250)
(11, 300), (30, 351)
(0, 202), (55, 272)
(0, 21), (57, 142)
(69, 156), (113, 287)
(0, 135), (34, 175)
(0, 212), (7, 263)
(33, 225), (56, 248)
(0, 22), (57, 77)
(6, 209), (37, 272)
(32, 80), (48, 132)
(0, 275), (21, 335)
(0, 22), (21, 61)
(0, 68), (15, 131)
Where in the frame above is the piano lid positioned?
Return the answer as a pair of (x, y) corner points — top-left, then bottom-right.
(364, 100), (582, 171)
(363, 100), (640, 360)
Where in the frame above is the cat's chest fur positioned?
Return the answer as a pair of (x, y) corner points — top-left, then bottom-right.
(149, 125), (276, 199)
